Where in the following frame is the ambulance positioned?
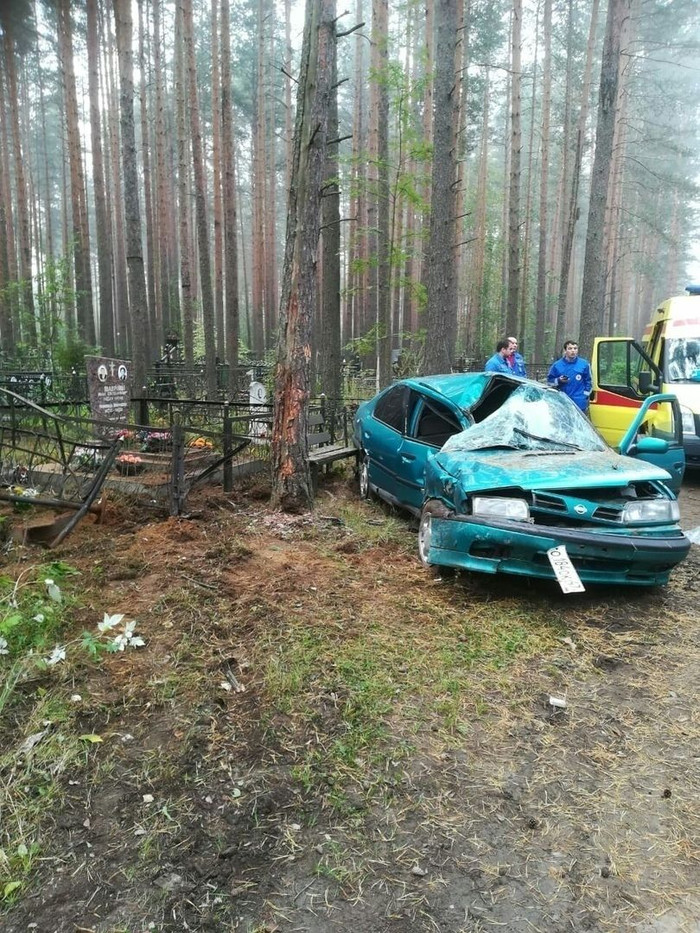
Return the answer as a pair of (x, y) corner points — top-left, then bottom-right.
(588, 286), (700, 486)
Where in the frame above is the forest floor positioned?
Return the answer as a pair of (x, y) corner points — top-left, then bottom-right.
(1, 467), (700, 933)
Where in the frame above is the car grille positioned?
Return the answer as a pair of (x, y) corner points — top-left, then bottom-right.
(531, 492), (567, 512)
(591, 506), (620, 521)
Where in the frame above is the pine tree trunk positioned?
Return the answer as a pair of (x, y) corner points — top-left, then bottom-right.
(2, 20), (36, 345)
(88, 0), (115, 356)
(320, 19), (341, 404)
(271, 0), (335, 511)
(421, 0), (458, 375)
(373, 0), (392, 388)
(58, 0), (95, 346)
(0, 67), (17, 349)
(284, 0), (294, 193)
(153, 0), (173, 337)
(174, 0), (194, 367)
(221, 0), (240, 396)
(264, 11), (279, 346)
(579, 0), (633, 359)
(182, 0), (217, 397)
(518, 9), (538, 343)
(113, 0), (149, 391)
(506, 0), (521, 338)
(251, 0), (266, 357)
(138, 0), (156, 358)
(555, 0), (599, 356)
(534, 0), (552, 363)
(211, 0), (225, 361)
(466, 73), (489, 359)
(104, 14), (130, 356)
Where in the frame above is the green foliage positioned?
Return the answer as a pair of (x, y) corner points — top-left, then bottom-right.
(0, 569), (71, 659)
(344, 323), (386, 360)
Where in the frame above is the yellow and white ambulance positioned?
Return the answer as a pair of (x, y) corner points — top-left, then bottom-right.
(588, 286), (700, 482)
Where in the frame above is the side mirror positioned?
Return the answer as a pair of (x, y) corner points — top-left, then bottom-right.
(638, 371), (658, 395)
(635, 436), (669, 454)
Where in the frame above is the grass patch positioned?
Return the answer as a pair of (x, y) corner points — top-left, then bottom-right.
(0, 691), (87, 902)
(256, 574), (566, 797)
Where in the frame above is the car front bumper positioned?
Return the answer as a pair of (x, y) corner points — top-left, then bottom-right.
(427, 514), (691, 586)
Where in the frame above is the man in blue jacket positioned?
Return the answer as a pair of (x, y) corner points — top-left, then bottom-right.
(507, 336), (527, 377)
(484, 339), (513, 374)
(547, 340), (592, 411)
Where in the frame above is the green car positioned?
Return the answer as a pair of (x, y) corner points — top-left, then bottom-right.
(354, 373), (690, 587)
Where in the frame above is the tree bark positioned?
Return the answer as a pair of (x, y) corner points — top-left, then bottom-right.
(175, 0), (194, 368)
(555, 0), (599, 355)
(271, 0), (334, 511)
(505, 0), (521, 338)
(182, 0), (218, 397)
(211, 0), (225, 361)
(138, 0), (156, 357)
(113, 0), (149, 391)
(2, 17), (36, 345)
(320, 17), (341, 404)
(373, 0), (392, 387)
(153, 0), (173, 337)
(58, 0), (95, 346)
(0, 65), (17, 349)
(421, 0), (459, 375)
(533, 0), (552, 362)
(579, 0), (633, 359)
(221, 0), (240, 396)
(88, 0), (114, 356)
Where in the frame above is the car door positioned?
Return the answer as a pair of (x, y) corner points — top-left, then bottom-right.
(617, 393), (685, 492)
(393, 393), (466, 512)
(589, 338), (663, 447)
(360, 384), (410, 502)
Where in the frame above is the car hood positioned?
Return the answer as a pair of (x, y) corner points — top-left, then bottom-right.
(432, 447), (671, 492)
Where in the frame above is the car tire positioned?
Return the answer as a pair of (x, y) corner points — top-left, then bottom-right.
(418, 507), (434, 566)
(419, 501), (454, 570)
(358, 454), (371, 500)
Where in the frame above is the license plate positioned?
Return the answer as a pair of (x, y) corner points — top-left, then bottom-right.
(547, 545), (585, 593)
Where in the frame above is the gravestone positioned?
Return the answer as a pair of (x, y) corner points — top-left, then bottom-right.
(85, 355), (133, 428)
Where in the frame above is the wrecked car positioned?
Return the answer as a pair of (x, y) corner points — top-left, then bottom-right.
(354, 373), (690, 587)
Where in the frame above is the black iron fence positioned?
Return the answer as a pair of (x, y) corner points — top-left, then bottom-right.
(0, 387), (357, 518)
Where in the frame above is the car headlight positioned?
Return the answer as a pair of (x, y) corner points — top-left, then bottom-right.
(680, 405), (696, 435)
(621, 500), (680, 524)
(472, 496), (530, 521)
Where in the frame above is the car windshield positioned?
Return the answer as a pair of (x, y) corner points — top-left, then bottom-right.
(442, 383), (608, 453)
(665, 336), (700, 383)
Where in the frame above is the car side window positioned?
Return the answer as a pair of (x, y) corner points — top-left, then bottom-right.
(374, 386), (408, 433)
(414, 398), (462, 447)
(647, 400), (681, 444)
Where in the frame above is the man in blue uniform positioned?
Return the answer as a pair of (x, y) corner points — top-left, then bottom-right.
(485, 339), (513, 374)
(547, 340), (592, 411)
(507, 336), (527, 377)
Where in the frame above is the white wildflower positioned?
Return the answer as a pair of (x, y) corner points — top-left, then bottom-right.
(0, 637), (9, 655)
(110, 619), (145, 651)
(44, 579), (62, 603)
(98, 612), (124, 632)
(45, 645), (66, 666)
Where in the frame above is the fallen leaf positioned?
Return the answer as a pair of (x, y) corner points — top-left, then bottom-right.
(3, 881), (22, 899)
(18, 731), (47, 756)
(79, 734), (104, 744)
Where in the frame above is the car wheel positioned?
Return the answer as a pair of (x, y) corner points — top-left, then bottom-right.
(418, 508), (433, 566)
(359, 455), (371, 500)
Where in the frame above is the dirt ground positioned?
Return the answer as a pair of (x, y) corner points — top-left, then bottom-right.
(2, 468), (700, 933)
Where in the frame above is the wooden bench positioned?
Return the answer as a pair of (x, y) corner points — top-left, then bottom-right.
(307, 406), (358, 490)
